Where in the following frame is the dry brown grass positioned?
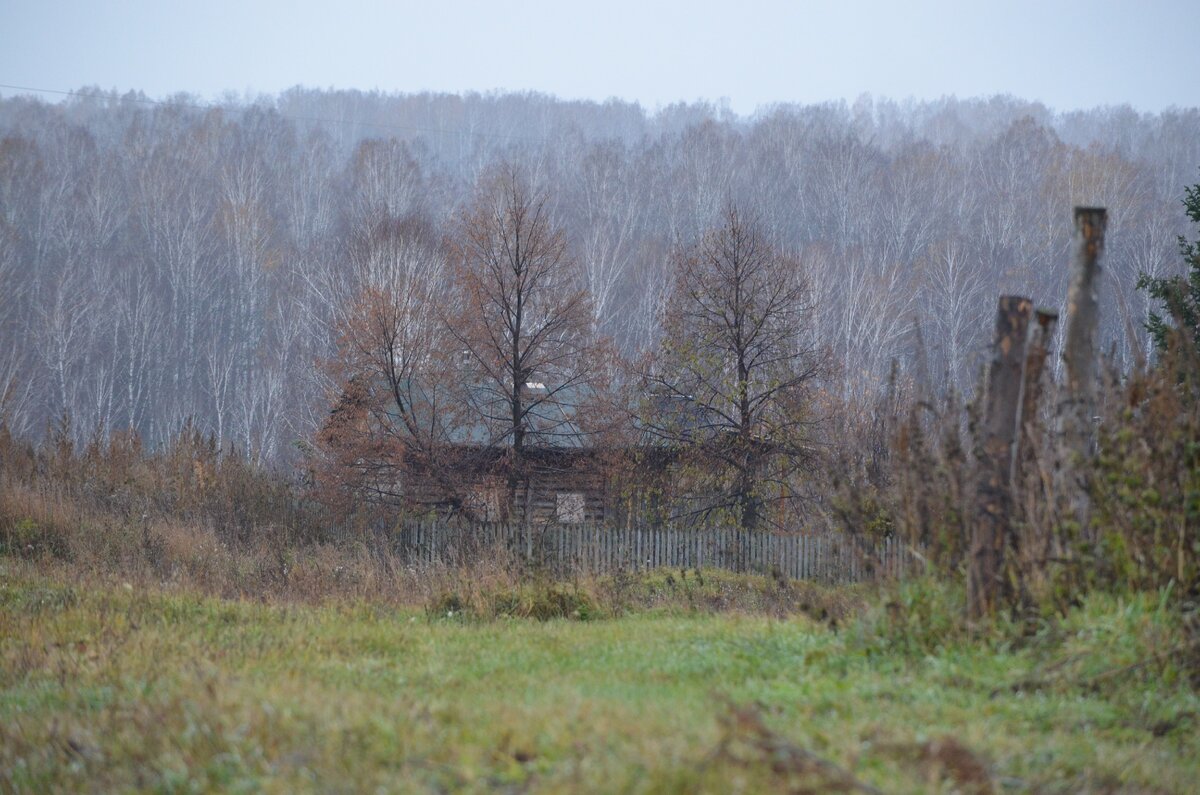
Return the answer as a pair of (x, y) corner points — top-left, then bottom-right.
(819, 338), (1200, 618)
(0, 434), (861, 624)
(0, 419), (874, 625)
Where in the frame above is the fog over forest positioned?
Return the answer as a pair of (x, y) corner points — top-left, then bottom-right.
(2, 87), (1198, 463)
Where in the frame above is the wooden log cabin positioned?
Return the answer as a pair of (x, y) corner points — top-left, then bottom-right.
(323, 375), (699, 527)
(384, 380), (617, 526)
(450, 447), (609, 526)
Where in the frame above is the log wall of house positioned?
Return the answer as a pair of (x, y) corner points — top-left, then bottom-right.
(520, 468), (606, 525)
(403, 453), (608, 525)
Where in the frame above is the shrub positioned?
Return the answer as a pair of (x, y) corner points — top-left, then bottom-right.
(1090, 347), (1200, 601)
(427, 580), (598, 621)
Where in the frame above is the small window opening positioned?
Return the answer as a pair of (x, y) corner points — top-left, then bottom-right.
(556, 492), (585, 524)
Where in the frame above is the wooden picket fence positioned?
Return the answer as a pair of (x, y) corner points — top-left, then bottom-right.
(388, 521), (916, 583)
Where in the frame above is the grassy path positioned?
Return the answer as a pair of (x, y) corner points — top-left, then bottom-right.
(2, 564), (1197, 793)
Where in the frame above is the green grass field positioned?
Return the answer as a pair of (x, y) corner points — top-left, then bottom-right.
(2, 560), (1197, 794)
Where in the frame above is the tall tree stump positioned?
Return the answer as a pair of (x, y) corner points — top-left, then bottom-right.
(1057, 207), (1107, 538)
(969, 295), (1033, 619)
(1019, 309), (1060, 465)
(1018, 309), (1059, 564)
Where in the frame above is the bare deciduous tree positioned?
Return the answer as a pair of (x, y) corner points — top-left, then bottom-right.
(0, 90), (1192, 470)
(923, 238), (989, 393)
(642, 206), (828, 529)
(316, 214), (459, 512)
(449, 164), (598, 521)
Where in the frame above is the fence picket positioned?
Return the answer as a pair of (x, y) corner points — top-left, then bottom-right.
(389, 520), (915, 582)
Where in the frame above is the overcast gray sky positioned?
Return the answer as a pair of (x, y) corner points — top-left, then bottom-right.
(1, 0), (1196, 115)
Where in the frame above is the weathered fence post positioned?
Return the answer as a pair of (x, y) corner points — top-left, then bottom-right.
(1017, 309), (1060, 480)
(969, 295), (1033, 619)
(1057, 207), (1106, 538)
(1016, 309), (1059, 566)
(1019, 309), (1060, 459)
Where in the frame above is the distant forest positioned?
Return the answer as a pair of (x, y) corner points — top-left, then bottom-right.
(2, 87), (1197, 463)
